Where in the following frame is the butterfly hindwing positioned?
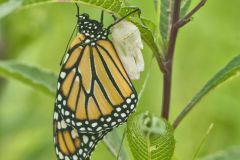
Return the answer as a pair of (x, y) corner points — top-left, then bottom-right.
(54, 108), (110, 160)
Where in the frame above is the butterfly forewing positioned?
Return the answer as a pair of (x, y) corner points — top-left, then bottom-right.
(56, 37), (137, 133)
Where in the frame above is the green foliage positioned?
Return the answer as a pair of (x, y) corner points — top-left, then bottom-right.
(0, 60), (57, 96)
(0, 0), (22, 18)
(127, 112), (175, 160)
(180, 0), (191, 17)
(199, 146), (240, 160)
(1, 0), (240, 160)
(196, 55), (240, 100)
(159, 0), (171, 42)
(174, 55), (240, 127)
(156, 0), (191, 45)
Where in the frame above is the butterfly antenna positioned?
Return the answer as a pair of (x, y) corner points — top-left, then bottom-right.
(100, 10), (104, 24)
(59, 4), (80, 65)
(107, 8), (140, 30)
(112, 14), (117, 21)
(75, 3), (80, 17)
(59, 23), (78, 66)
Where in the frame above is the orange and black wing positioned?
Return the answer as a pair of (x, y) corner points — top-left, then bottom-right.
(55, 35), (138, 133)
(53, 108), (108, 160)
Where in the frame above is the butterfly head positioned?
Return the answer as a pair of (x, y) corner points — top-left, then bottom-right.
(77, 13), (89, 22)
(77, 13), (109, 40)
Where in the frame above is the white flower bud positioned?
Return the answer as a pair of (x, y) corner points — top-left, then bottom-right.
(112, 20), (144, 80)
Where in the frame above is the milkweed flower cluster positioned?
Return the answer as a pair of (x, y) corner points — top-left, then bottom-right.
(112, 20), (144, 80)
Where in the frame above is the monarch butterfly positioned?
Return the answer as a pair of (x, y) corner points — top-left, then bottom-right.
(54, 4), (139, 160)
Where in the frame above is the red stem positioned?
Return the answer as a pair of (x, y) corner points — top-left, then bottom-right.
(161, 0), (181, 120)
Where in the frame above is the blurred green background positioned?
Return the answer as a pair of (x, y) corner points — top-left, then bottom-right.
(0, 0), (240, 160)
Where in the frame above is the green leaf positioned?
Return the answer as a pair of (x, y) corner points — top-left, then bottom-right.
(141, 18), (157, 37)
(158, 0), (192, 41)
(0, 0), (22, 19)
(159, 0), (172, 42)
(180, 0), (191, 17)
(199, 146), (240, 160)
(134, 18), (160, 55)
(173, 55), (240, 128)
(0, 60), (129, 159)
(127, 112), (175, 160)
(0, 60), (57, 96)
(1, 0), (160, 56)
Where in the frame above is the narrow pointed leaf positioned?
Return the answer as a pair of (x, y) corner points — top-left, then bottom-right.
(180, 0), (191, 17)
(174, 55), (240, 128)
(0, 60), (57, 96)
(159, 0), (171, 41)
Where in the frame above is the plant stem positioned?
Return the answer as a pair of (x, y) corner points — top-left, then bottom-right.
(161, 0), (207, 121)
(176, 0), (207, 28)
(161, 0), (181, 120)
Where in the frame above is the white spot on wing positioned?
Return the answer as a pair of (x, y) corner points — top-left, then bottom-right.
(96, 127), (102, 131)
(58, 152), (63, 159)
(116, 107), (121, 112)
(66, 119), (70, 123)
(85, 39), (90, 43)
(89, 141), (93, 147)
(79, 149), (83, 154)
(60, 72), (66, 79)
(76, 122), (82, 126)
(63, 100), (66, 106)
(61, 120), (67, 128)
(126, 98), (131, 104)
(63, 54), (69, 64)
(130, 104), (135, 110)
(106, 117), (111, 122)
(83, 135), (89, 144)
(54, 112), (58, 119)
(57, 82), (60, 90)
(73, 155), (78, 160)
(131, 94), (135, 99)
(71, 129), (78, 138)
(65, 111), (69, 116)
(91, 122), (98, 127)
(65, 156), (70, 160)
(121, 113), (126, 118)
(58, 94), (62, 101)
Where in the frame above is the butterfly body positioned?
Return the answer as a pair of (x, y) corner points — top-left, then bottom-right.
(54, 11), (138, 160)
